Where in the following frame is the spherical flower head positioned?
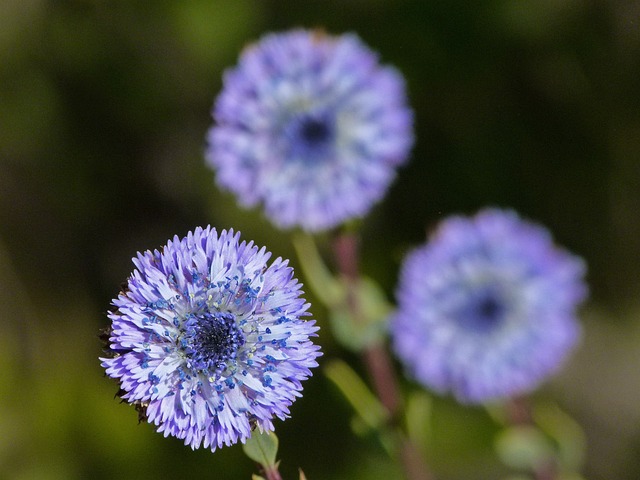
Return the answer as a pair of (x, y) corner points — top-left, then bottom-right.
(100, 227), (321, 451)
(390, 209), (587, 404)
(206, 29), (413, 232)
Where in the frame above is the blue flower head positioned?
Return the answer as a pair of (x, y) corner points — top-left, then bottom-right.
(207, 29), (413, 232)
(390, 209), (587, 403)
(101, 227), (321, 450)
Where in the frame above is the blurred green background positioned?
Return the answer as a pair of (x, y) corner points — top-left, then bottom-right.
(0, 0), (639, 479)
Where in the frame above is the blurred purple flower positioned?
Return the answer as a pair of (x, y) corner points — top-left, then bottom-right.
(101, 227), (320, 450)
(206, 29), (413, 231)
(391, 209), (587, 403)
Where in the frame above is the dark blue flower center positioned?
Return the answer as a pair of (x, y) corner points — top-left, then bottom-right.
(182, 311), (245, 374)
(284, 111), (335, 161)
(300, 117), (332, 145)
(456, 289), (506, 333)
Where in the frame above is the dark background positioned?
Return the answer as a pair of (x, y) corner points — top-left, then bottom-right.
(0, 0), (639, 479)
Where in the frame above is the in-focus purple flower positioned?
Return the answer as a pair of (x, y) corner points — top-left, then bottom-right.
(101, 227), (321, 450)
(390, 209), (587, 403)
(206, 29), (413, 232)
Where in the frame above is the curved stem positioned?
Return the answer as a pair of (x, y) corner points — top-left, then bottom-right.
(333, 232), (433, 480)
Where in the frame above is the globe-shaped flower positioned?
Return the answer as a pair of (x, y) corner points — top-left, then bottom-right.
(390, 209), (587, 403)
(100, 227), (321, 450)
(206, 29), (413, 232)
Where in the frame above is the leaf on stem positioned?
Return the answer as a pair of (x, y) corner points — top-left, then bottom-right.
(405, 390), (432, 451)
(495, 425), (554, 471)
(533, 402), (586, 472)
(324, 358), (388, 432)
(292, 232), (344, 307)
(243, 430), (279, 468)
(293, 232), (392, 351)
(329, 275), (392, 352)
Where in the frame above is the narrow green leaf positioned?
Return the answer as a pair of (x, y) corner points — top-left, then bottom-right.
(405, 390), (432, 450)
(324, 359), (388, 431)
(251, 476), (267, 480)
(292, 232), (344, 307)
(533, 402), (586, 472)
(243, 430), (279, 468)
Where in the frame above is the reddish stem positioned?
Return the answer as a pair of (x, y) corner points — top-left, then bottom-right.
(263, 464), (283, 480)
(333, 234), (401, 417)
(505, 396), (533, 425)
(333, 232), (433, 480)
(363, 342), (402, 418)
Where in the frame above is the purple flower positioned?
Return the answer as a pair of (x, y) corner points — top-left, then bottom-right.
(101, 227), (321, 450)
(390, 209), (587, 403)
(206, 29), (413, 232)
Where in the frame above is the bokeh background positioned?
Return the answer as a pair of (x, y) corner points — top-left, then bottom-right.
(1, 0), (639, 479)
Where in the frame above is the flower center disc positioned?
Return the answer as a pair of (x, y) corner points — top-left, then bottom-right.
(456, 289), (506, 334)
(284, 112), (335, 161)
(183, 311), (245, 374)
(300, 117), (332, 146)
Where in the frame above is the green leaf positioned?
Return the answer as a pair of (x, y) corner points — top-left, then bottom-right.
(293, 232), (393, 351)
(243, 430), (279, 468)
(405, 390), (432, 450)
(292, 233), (344, 307)
(533, 402), (586, 472)
(329, 275), (392, 352)
(495, 425), (554, 471)
(251, 476), (266, 480)
(324, 359), (388, 431)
